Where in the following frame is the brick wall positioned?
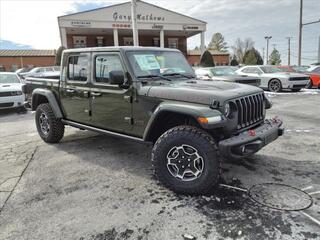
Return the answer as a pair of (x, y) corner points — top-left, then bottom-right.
(0, 56), (55, 72)
(187, 54), (230, 66)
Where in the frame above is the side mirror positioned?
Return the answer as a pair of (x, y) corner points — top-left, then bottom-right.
(109, 71), (125, 85)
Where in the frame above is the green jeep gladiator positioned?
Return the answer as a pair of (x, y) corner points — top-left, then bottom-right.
(24, 47), (283, 195)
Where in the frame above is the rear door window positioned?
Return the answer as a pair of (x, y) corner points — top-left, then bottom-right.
(67, 55), (88, 82)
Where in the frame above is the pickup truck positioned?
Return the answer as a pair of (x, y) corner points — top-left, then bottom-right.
(23, 47), (283, 195)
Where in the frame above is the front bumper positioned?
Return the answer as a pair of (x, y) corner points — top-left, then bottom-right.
(0, 95), (25, 109)
(219, 118), (284, 159)
(284, 80), (309, 89)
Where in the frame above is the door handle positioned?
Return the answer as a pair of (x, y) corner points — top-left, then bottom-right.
(66, 88), (75, 93)
(91, 92), (102, 97)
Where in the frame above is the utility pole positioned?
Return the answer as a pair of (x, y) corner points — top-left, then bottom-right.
(286, 37), (292, 65)
(318, 35), (320, 63)
(131, 0), (139, 46)
(298, 0), (303, 66)
(262, 48), (265, 64)
(264, 36), (272, 64)
(298, 0), (320, 65)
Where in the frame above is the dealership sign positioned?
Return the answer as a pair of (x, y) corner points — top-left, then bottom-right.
(71, 21), (91, 27)
(113, 12), (165, 22)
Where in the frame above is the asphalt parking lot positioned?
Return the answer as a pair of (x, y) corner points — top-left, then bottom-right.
(0, 89), (319, 240)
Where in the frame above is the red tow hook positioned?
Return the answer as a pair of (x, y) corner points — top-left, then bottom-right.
(248, 129), (256, 137)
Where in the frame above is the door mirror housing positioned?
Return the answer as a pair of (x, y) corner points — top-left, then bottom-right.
(109, 71), (125, 85)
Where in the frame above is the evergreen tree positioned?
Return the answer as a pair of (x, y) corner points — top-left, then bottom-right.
(208, 32), (228, 52)
(200, 50), (215, 67)
(243, 47), (263, 65)
(230, 56), (239, 66)
(269, 48), (281, 65)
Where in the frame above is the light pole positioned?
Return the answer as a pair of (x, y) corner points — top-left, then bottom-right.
(264, 36), (272, 64)
(131, 0), (139, 46)
(286, 37), (292, 66)
(298, 0), (320, 65)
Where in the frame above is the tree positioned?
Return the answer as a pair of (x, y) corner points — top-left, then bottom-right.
(54, 46), (66, 66)
(200, 50), (215, 67)
(269, 48), (281, 65)
(230, 56), (239, 66)
(208, 32), (228, 52)
(231, 38), (254, 64)
(243, 48), (263, 65)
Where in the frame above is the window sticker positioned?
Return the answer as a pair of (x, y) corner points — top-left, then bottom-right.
(134, 55), (160, 71)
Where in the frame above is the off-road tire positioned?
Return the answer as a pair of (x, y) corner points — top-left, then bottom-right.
(268, 79), (282, 93)
(152, 125), (221, 195)
(35, 103), (64, 143)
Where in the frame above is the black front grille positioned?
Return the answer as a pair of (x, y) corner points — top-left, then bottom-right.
(236, 79), (257, 84)
(0, 92), (12, 97)
(232, 93), (265, 129)
(289, 77), (309, 81)
(0, 102), (14, 108)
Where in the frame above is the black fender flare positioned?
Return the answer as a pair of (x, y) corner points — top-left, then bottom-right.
(143, 101), (224, 141)
(32, 88), (63, 118)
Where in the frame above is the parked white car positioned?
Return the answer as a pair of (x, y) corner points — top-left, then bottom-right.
(0, 72), (26, 110)
(236, 65), (310, 92)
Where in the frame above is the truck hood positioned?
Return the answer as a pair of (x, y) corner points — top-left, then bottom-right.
(0, 83), (22, 92)
(146, 80), (263, 105)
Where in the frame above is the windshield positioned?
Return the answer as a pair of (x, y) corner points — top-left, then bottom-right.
(0, 74), (21, 84)
(260, 66), (283, 73)
(210, 67), (236, 76)
(126, 51), (195, 79)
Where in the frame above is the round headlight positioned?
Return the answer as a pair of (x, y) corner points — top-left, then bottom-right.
(224, 102), (230, 117)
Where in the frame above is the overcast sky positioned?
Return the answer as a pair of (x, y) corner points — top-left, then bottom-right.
(0, 0), (319, 65)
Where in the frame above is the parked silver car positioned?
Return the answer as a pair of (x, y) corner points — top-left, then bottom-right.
(21, 66), (60, 79)
(195, 66), (261, 87)
(236, 65), (310, 92)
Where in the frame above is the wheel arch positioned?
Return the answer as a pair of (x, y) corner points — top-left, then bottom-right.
(143, 102), (222, 143)
(32, 89), (63, 118)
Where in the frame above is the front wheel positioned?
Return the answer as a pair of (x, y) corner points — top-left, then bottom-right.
(268, 79), (282, 92)
(35, 103), (64, 143)
(152, 126), (221, 195)
(306, 81), (313, 89)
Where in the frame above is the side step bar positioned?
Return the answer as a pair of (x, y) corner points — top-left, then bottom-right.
(61, 119), (149, 144)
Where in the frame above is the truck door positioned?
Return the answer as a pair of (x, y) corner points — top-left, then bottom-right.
(89, 52), (132, 133)
(59, 53), (91, 125)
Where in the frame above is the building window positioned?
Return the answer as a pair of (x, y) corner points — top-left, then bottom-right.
(96, 36), (104, 47)
(73, 36), (87, 48)
(168, 38), (178, 49)
(67, 55), (88, 81)
(153, 38), (160, 47)
(123, 37), (133, 46)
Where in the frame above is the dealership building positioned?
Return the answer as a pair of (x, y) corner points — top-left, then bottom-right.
(58, 1), (207, 57)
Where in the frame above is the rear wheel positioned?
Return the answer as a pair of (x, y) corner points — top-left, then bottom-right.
(35, 103), (64, 143)
(268, 79), (282, 92)
(152, 125), (221, 195)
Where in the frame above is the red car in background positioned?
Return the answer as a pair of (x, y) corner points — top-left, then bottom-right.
(277, 65), (320, 88)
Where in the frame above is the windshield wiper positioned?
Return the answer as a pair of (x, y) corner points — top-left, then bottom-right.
(162, 73), (194, 79)
(137, 74), (172, 81)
